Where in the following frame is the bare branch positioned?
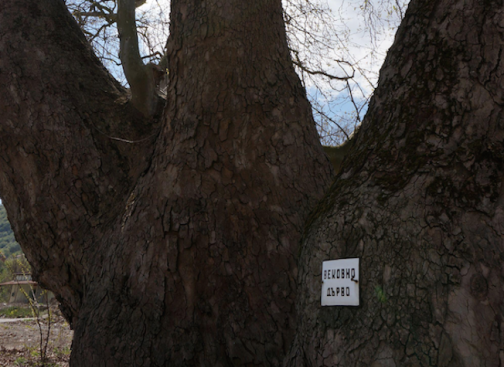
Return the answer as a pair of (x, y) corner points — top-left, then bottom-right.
(314, 106), (351, 141)
(291, 58), (355, 81)
(73, 10), (117, 22)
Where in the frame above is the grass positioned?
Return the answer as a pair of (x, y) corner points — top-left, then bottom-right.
(0, 306), (36, 318)
(53, 346), (71, 358)
(2, 344), (69, 367)
(14, 356), (27, 366)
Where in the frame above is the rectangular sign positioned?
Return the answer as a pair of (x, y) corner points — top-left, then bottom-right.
(321, 258), (359, 306)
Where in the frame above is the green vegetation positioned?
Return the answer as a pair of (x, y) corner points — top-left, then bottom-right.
(0, 205), (24, 302)
(0, 205), (20, 257)
(53, 346), (71, 357)
(14, 357), (27, 366)
(0, 255), (31, 303)
(0, 306), (35, 318)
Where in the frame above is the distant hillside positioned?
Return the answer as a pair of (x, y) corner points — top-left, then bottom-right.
(0, 205), (20, 256)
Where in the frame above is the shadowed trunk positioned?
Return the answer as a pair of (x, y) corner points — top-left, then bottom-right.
(0, 0), (332, 366)
(288, 0), (504, 366)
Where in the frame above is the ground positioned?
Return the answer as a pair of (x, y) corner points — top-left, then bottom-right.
(0, 304), (73, 366)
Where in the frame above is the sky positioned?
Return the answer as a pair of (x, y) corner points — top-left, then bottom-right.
(282, 0), (409, 143)
(316, 0), (407, 95)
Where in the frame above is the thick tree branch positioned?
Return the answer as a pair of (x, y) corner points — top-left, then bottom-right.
(117, 0), (157, 117)
(291, 0), (504, 365)
(0, 0), (158, 325)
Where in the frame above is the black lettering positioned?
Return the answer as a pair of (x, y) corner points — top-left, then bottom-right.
(331, 269), (335, 279)
(346, 287), (350, 296)
(335, 269), (339, 279)
(346, 269), (350, 278)
(351, 268), (355, 279)
(327, 287), (331, 296)
(331, 288), (335, 296)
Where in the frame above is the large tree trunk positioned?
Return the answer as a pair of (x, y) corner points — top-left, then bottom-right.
(288, 0), (504, 366)
(0, 0), (332, 366)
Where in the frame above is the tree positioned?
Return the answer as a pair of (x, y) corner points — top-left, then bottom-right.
(288, 0), (504, 366)
(1, 0), (500, 366)
(67, 0), (409, 145)
(0, 0), (332, 365)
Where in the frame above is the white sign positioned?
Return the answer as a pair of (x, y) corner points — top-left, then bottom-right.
(321, 258), (359, 306)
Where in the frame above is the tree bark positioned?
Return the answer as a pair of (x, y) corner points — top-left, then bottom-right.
(0, 0), (332, 366)
(289, 0), (504, 366)
(117, 0), (159, 117)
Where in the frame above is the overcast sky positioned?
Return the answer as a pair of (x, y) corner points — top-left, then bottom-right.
(322, 0), (405, 93)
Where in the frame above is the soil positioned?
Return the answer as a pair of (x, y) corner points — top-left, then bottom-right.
(0, 304), (73, 366)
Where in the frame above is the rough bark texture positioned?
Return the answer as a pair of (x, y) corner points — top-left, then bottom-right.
(288, 0), (504, 366)
(0, 0), (332, 366)
(0, 0), (156, 324)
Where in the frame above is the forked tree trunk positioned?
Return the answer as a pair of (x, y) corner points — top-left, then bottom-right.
(0, 0), (332, 366)
(289, 0), (504, 366)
